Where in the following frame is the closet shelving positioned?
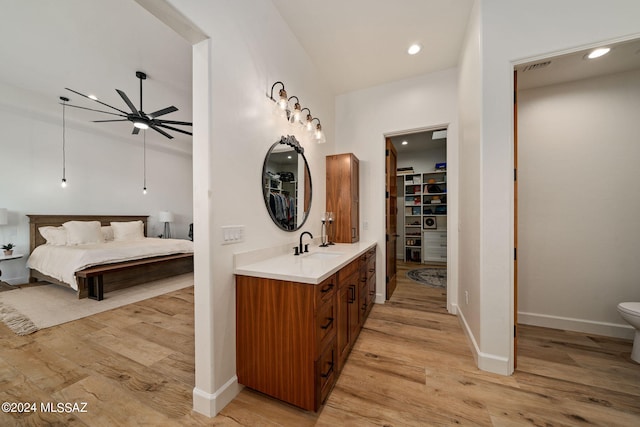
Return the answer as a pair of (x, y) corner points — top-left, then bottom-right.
(403, 170), (447, 263)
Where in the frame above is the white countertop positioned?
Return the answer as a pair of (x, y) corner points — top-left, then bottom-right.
(234, 241), (376, 284)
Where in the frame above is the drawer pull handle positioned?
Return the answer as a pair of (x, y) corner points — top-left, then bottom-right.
(321, 283), (334, 294)
(321, 359), (334, 378)
(348, 285), (356, 303)
(320, 360), (333, 378)
(320, 317), (334, 330)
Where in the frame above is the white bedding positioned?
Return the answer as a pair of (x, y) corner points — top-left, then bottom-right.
(27, 238), (194, 290)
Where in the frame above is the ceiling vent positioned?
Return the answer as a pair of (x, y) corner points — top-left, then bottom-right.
(521, 61), (551, 72)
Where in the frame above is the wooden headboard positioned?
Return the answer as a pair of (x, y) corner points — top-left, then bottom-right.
(27, 215), (149, 254)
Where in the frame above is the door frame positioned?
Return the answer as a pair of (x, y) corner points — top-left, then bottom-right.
(383, 123), (457, 314)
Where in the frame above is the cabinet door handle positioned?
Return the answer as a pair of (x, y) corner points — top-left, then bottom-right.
(321, 283), (334, 293)
(348, 285), (356, 303)
(369, 268), (375, 273)
(321, 351), (335, 378)
(352, 228), (356, 238)
(360, 277), (366, 283)
(320, 317), (334, 330)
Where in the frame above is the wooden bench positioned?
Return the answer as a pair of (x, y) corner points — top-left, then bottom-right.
(75, 253), (194, 301)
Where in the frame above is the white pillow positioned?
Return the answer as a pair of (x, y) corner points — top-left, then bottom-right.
(39, 226), (68, 246)
(101, 226), (114, 241)
(111, 220), (145, 241)
(62, 221), (104, 245)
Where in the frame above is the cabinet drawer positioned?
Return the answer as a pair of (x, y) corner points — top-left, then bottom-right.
(423, 231), (447, 244)
(316, 296), (336, 350)
(316, 337), (337, 407)
(424, 247), (447, 261)
(338, 259), (359, 284)
(316, 275), (336, 304)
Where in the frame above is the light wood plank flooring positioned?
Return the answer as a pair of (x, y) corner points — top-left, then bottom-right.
(1, 263), (638, 426)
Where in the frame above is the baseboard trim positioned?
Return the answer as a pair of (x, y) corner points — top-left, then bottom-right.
(192, 375), (241, 417)
(457, 307), (511, 375)
(518, 311), (634, 340)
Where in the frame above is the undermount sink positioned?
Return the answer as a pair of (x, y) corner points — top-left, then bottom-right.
(304, 252), (343, 260)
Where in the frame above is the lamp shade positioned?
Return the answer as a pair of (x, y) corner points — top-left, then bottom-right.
(0, 208), (7, 225)
(158, 211), (174, 223)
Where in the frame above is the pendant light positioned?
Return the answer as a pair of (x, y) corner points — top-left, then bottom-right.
(60, 96), (69, 188)
(142, 129), (148, 194)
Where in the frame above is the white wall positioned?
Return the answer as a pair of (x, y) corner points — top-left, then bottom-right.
(168, 0), (336, 417)
(518, 69), (640, 339)
(335, 68), (459, 313)
(0, 83), (193, 284)
(457, 0), (640, 374)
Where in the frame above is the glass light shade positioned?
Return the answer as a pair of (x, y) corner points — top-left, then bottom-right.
(304, 115), (314, 131)
(289, 106), (302, 125)
(143, 187), (147, 195)
(314, 125), (326, 144)
(61, 178), (67, 188)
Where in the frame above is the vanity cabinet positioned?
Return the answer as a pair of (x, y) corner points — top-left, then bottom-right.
(236, 274), (337, 412)
(326, 153), (359, 243)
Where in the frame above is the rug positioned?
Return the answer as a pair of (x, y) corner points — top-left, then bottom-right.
(0, 273), (193, 336)
(406, 268), (447, 288)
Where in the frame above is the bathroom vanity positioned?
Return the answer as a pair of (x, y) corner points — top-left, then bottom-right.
(235, 242), (376, 411)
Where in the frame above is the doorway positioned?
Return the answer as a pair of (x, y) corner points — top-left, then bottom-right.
(386, 128), (448, 301)
(513, 37), (640, 366)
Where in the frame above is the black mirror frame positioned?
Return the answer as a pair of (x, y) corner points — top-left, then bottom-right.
(262, 135), (312, 232)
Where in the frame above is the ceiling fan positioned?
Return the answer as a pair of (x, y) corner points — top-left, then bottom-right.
(64, 71), (192, 139)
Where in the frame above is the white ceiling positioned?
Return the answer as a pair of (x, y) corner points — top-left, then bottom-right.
(1, 0), (638, 152)
(0, 0), (193, 146)
(272, 0), (474, 94)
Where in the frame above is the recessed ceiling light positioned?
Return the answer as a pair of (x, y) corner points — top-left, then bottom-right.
(88, 94), (98, 100)
(586, 47), (610, 59)
(407, 44), (422, 55)
(402, 140), (408, 145)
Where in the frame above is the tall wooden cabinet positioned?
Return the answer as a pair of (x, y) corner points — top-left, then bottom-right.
(326, 153), (359, 243)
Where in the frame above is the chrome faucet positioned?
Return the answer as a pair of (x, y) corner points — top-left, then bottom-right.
(295, 231), (313, 255)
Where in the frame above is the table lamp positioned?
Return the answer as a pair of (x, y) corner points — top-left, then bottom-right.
(158, 211), (174, 239)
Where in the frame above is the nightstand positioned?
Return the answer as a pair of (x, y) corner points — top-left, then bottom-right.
(0, 253), (24, 289)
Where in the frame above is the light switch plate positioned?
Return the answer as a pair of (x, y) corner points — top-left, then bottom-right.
(221, 225), (244, 245)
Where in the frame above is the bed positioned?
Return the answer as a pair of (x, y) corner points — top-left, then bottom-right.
(27, 214), (194, 299)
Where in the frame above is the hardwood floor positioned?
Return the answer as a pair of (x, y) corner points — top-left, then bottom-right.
(0, 262), (638, 426)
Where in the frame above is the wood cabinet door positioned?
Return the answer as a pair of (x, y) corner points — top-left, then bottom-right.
(336, 284), (350, 371)
(351, 155), (359, 242)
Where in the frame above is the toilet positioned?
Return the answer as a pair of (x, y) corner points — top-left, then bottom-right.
(617, 302), (640, 363)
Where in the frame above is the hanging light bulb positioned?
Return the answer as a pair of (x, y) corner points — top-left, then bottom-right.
(304, 110), (314, 132)
(288, 96), (302, 125)
(60, 96), (69, 188)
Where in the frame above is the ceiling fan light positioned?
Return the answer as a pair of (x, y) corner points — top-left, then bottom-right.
(133, 120), (149, 130)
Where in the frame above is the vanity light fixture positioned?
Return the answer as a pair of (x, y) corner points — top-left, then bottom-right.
(268, 82), (325, 143)
(301, 108), (314, 131)
(311, 118), (326, 144)
(288, 96), (303, 125)
(60, 96), (69, 188)
(268, 81), (290, 117)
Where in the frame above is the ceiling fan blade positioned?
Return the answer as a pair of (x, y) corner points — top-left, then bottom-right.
(149, 105), (178, 118)
(65, 88), (129, 115)
(64, 103), (127, 117)
(155, 119), (193, 126)
(132, 127), (140, 135)
(116, 89), (139, 115)
(155, 123), (192, 136)
(92, 119), (128, 123)
(150, 124), (173, 139)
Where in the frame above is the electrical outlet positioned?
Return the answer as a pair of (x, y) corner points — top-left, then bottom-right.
(465, 291), (469, 305)
(221, 225), (244, 245)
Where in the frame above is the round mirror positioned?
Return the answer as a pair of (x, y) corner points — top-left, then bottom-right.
(262, 135), (312, 231)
